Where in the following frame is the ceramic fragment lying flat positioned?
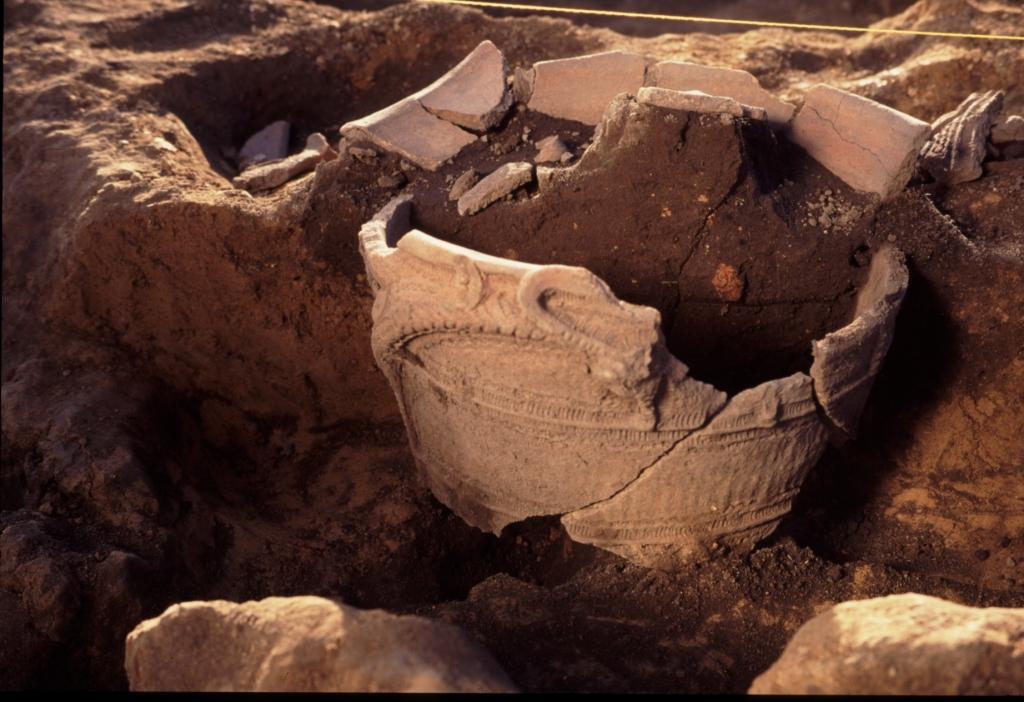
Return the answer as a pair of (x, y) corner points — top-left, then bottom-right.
(417, 40), (512, 131)
(239, 120), (289, 169)
(561, 373), (828, 561)
(920, 90), (1004, 186)
(646, 61), (795, 127)
(991, 114), (1024, 144)
(340, 99), (476, 171)
(637, 87), (767, 120)
(534, 135), (570, 163)
(457, 162), (533, 216)
(790, 84), (930, 199)
(810, 245), (909, 439)
(527, 51), (646, 125)
(232, 133), (331, 192)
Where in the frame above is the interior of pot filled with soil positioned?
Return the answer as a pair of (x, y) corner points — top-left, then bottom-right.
(388, 96), (878, 395)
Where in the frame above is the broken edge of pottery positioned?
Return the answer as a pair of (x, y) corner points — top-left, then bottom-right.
(645, 61), (794, 128)
(339, 40), (512, 170)
(789, 84), (930, 199)
(810, 244), (909, 440)
(360, 195), (729, 536)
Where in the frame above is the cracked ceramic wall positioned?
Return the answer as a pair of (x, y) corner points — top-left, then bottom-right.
(351, 45), (913, 568)
(358, 193), (908, 566)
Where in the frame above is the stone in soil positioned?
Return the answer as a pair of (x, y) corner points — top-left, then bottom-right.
(125, 597), (517, 692)
(448, 168), (480, 201)
(991, 114), (1024, 144)
(534, 135), (570, 163)
(789, 84), (930, 199)
(750, 593), (1024, 695)
(457, 161), (534, 216)
(232, 133), (331, 192)
(239, 120), (289, 170)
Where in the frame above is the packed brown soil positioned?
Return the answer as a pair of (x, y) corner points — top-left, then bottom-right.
(2, 0), (1023, 692)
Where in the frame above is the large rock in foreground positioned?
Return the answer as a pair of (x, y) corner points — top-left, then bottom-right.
(125, 597), (517, 693)
(750, 593), (1024, 695)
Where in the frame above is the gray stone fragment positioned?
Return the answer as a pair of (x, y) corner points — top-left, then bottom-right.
(637, 87), (767, 120)
(810, 245), (908, 439)
(750, 594), (1024, 695)
(232, 133), (329, 192)
(991, 114), (1024, 144)
(534, 135), (570, 163)
(340, 99), (476, 171)
(418, 40), (512, 131)
(457, 162), (533, 216)
(646, 61), (794, 127)
(920, 90), (1004, 186)
(239, 120), (289, 170)
(448, 168), (479, 201)
(512, 66), (535, 104)
(125, 597), (517, 692)
(528, 51), (646, 125)
(790, 84), (930, 199)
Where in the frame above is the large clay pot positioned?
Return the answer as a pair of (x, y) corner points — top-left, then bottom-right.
(358, 194), (908, 567)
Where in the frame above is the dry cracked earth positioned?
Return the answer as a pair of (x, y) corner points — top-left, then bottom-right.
(3, 0), (1024, 693)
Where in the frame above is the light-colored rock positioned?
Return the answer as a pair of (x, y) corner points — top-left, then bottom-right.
(457, 161), (533, 216)
(637, 87), (767, 120)
(340, 99), (476, 171)
(750, 594), (1024, 695)
(448, 168), (479, 201)
(646, 61), (794, 127)
(239, 120), (289, 169)
(418, 40), (512, 131)
(991, 114), (1024, 144)
(562, 373), (828, 564)
(534, 135), (570, 163)
(810, 245), (908, 439)
(790, 85), (930, 199)
(921, 90), (1004, 186)
(125, 596), (516, 693)
(232, 132), (330, 192)
(527, 51), (646, 125)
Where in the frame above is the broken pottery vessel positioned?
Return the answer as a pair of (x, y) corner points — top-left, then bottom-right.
(351, 47), (911, 568)
(358, 187), (908, 568)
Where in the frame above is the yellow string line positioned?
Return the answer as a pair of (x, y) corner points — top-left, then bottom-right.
(414, 0), (1024, 41)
